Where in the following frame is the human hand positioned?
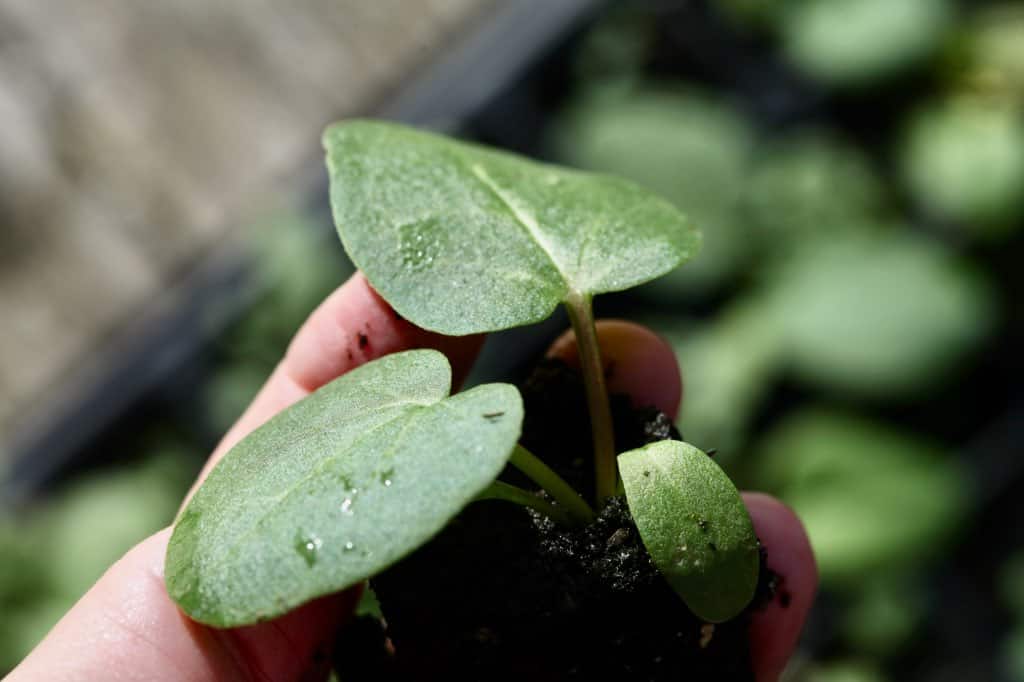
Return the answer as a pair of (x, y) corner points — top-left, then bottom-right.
(8, 273), (816, 682)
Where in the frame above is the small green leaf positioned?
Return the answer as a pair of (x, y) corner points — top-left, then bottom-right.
(166, 350), (523, 627)
(324, 119), (698, 335)
(619, 440), (759, 623)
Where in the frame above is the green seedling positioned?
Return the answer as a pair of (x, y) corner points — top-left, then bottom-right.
(166, 120), (759, 628)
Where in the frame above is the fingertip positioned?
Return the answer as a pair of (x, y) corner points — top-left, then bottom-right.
(742, 492), (818, 682)
(547, 319), (682, 418)
(285, 273), (484, 392)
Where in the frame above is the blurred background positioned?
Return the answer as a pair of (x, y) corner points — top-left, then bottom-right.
(1, 0), (1023, 680)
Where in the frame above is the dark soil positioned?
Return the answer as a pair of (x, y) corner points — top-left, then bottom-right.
(344, 359), (778, 681)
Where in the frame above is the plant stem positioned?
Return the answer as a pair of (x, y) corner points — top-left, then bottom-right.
(564, 291), (617, 507)
(509, 445), (595, 525)
(476, 481), (573, 527)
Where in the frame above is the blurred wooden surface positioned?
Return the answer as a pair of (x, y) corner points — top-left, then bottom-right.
(0, 0), (494, 456)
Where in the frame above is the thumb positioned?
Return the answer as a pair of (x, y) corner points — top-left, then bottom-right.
(8, 528), (357, 682)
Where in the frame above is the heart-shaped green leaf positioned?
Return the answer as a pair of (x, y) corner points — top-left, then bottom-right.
(165, 350), (523, 627)
(323, 119), (699, 334)
(619, 440), (759, 623)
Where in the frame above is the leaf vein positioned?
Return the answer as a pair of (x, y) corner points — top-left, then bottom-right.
(468, 162), (573, 290)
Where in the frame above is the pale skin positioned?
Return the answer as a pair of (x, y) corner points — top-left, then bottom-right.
(8, 273), (817, 682)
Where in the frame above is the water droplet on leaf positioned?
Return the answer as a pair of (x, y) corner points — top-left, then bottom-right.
(399, 219), (442, 270)
(295, 533), (323, 567)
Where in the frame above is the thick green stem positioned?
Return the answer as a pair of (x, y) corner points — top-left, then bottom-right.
(509, 445), (595, 525)
(476, 481), (573, 526)
(564, 292), (617, 506)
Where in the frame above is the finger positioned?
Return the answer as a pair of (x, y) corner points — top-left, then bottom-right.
(546, 319), (682, 419)
(744, 493), (818, 682)
(9, 528), (358, 682)
(190, 272), (484, 499)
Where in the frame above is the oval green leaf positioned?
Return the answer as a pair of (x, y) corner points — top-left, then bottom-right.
(619, 440), (759, 623)
(324, 119), (699, 335)
(165, 350), (523, 627)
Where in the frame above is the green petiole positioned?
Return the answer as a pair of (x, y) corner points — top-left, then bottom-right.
(476, 480), (574, 527)
(509, 445), (595, 525)
(564, 291), (618, 507)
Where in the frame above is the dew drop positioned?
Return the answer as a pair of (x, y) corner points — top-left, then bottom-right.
(379, 468), (395, 488)
(340, 498), (354, 515)
(399, 219), (442, 270)
(344, 541), (355, 552)
(674, 543), (691, 569)
(295, 533), (323, 567)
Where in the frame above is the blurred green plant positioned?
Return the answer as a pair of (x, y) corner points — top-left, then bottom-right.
(961, 4), (1024, 102)
(42, 454), (188, 599)
(205, 211), (349, 431)
(1000, 552), (1024, 680)
(1001, 551), (1024, 618)
(755, 409), (968, 587)
(794, 659), (888, 682)
(762, 230), (996, 398)
(901, 97), (1024, 234)
(713, 0), (779, 31)
(224, 212), (348, 363)
(780, 0), (954, 87)
(1005, 624), (1024, 682)
(655, 298), (784, 459)
(571, 2), (655, 84)
(839, 575), (926, 658)
(742, 132), (886, 243)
